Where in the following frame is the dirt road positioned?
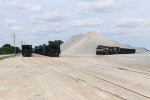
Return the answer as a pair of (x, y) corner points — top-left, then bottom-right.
(0, 54), (150, 100)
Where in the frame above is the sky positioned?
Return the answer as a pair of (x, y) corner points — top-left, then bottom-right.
(0, 0), (150, 49)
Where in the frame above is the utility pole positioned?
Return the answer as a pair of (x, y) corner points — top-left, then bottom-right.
(20, 40), (23, 46)
(13, 32), (16, 56)
(20, 40), (23, 52)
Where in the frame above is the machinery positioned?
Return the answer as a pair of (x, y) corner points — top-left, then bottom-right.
(96, 45), (105, 55)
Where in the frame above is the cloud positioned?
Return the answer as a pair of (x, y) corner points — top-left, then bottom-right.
(5, 19), (16, 26)
(0, 0), (19, 4)
(5, 19), (21, 31)
(18, 3), (41, 13)
(102, 26), (150, 38)
(33, 11), (69, 23)
(77, 0), (116, 13)
(0, 0), (41, 13)
(30, 10), (70, 33)
(70, 18), (103, 27)
(101, 17), (150, 39)
(77, 0), (139, 14)
(31, 20), (67, 34)
(113, 18), (149, 28)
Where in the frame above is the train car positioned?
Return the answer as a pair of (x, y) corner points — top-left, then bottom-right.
(119, 48), (127, 54)
(128, 49), (136, 54)
(22, 45), (32, 57)
(34, 45), (60, 57)
(46, 44), (60, 57)
(119, 48), (136, 54)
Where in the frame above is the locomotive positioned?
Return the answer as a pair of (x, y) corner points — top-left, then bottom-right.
(96, 45), (136, 55)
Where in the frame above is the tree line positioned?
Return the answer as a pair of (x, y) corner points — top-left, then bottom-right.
(0, 40), (64, 55)
(35, 40), (64, 49)
(0, 44), (21, 55)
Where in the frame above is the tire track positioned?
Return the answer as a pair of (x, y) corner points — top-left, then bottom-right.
(28, 57), (125, 100)
(52, 59), (150, 100)
(26, 56), (150, 100)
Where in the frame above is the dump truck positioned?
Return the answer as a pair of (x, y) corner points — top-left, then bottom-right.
(22, 45), (32, 57)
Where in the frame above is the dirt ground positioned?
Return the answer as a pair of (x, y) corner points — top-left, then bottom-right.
(0, 53), (150, 100)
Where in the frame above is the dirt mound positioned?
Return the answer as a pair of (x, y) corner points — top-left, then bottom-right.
(135, 47), (149, 53)
(61, 31), (143, 54)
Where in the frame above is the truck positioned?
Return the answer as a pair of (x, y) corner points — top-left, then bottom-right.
(22, 45), (32, 57)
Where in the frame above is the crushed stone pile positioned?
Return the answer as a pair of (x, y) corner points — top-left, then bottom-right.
(61, 31), (146, 54)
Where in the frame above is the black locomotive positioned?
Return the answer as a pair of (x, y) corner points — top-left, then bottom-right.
(96, 45), (136, 55)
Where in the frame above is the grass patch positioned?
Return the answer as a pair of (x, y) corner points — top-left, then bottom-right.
(0, 55), (16, 60)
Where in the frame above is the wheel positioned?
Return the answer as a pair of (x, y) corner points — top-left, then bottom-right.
(57, 54), (59, 57)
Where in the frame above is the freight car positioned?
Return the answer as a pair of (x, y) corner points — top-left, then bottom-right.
(46, 44), (60, 57)
(22, 45), (32, 57)
(119, 48), (136, 54)
(129, 49), (136, 54)
(34, 44), (60, 57)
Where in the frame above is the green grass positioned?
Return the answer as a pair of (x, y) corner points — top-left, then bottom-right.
(0, 55), (16, 60)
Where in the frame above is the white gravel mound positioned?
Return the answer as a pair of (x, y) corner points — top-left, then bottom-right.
(61, 31), (147, 54)
(135, 47), (149, 53)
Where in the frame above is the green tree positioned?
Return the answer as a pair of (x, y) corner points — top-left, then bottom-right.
(35, 46), (39, 50)
(0, 44), (21, 55)
(3, 44), (11, 48)
(48, 40), (64, 46)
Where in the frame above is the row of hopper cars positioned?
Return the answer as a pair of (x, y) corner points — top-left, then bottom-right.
(96, 45), (136, 55)
(34, 44), (61, 57)
(22, 44), (60, 57)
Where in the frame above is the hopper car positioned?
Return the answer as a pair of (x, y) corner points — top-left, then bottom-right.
(22, 45), (32, 57)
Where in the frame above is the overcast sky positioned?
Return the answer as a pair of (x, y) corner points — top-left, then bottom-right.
(0, 0), (150, 49)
